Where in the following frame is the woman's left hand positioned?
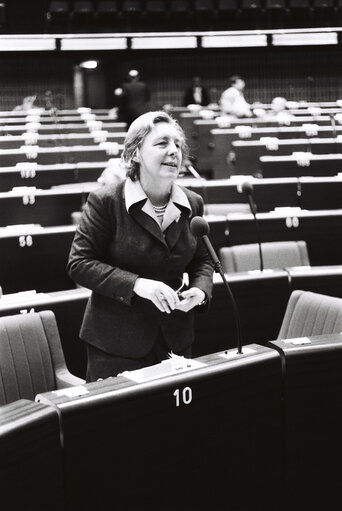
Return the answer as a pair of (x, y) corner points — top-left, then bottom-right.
(174, 287), (206, 312)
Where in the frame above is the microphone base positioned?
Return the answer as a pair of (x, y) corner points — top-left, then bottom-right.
(220, 346), (257, 358)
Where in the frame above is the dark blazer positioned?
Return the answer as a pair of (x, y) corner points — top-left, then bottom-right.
(121, 80), (150, 125)
(67, 180), (214, 358)
(183, 87), (209, 107)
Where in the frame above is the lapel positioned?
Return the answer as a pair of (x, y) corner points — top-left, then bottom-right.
(129, 204), (167, 246)
(165, 211), (187, 250)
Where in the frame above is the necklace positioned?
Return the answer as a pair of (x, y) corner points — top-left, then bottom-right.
(152, 202), (168, 211)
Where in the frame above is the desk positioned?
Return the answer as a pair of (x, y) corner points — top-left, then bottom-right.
(0, 161), (108, 191)
(0, 132), (126, 149)
(0, 122), (127, 136)
(260, 153), (342, 178)
(287, 265), (342, 297)
(232, 137), (341, 174)
(299, 175), (342, 209)
(221, 209), (342, 266)
(0, 225), (76, 293)
(193, 270), (290, 356)
(269, 333), (342, 511)
(37, 345), (283, 511)
(210, 125), (342, 178)
(0, 399), (64, 511)
(0, 186), (97, 227)
(183, 176), (299, 212)
(190, 116), (333, 175)
(0, 144), (123, 166)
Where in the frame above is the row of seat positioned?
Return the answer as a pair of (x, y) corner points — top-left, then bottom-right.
(209, 124), (342, 177)
(2, 290), (342, 510)
(179, 112), (337, 175)
(0, 208), (341, 295)
(184, 175), (342, 211)
(46, 0), (342, 33)
(231, 137), (342, 174)
(1, 176), (341, 229)
(0, 131), (126, 149)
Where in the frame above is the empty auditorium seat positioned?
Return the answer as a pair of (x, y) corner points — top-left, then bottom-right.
(168, 0), (192, 30)
(0, 310), (85, 406)
(71, 0), (95, 31)
(96, 0), (120, 31)
(219, 240), (310, 273)
(193, 0), (215, 29)
(47, 0), (70, 31)
(121, 0), (142, 30)
(215, 0), (240, 28)
(277, 290), (342, 339)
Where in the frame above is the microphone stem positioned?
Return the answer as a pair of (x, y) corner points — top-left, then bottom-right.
(215, 260), (243, 355)
(252, 211), (264, 272)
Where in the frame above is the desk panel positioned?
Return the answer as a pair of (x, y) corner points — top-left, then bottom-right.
(260, 154), (342, 178)
(193, 271), (290, 356)
(299, 176), (342, 209)
(190, 116), (333, 175)
(287, 265), (342, 298)
(37, 346), (283, 511)
(0, 145), (122, 166)
(0, 132), (126, 149)
(0, 162), (107, 191)
(0, 225), (76, 293)
(210, 126), (342, 179)
(0, 188), (92, 227)
(269, 334), (342, 511)
(224, 210), (342, 266)
(183, 177), (299, 212)
(0, 122), (126, 136)
(0, 399), (64, 511)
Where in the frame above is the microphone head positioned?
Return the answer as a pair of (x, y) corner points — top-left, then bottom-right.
(190, 216), (210, 237)
(241, 181), (254, 195)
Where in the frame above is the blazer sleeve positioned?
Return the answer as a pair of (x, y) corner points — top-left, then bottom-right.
(67, 189), (138, 305)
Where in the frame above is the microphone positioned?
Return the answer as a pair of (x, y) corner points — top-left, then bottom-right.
(241, 181), (264, 272)
(186, 164), (202, 179)
(190, 216), (243, 354)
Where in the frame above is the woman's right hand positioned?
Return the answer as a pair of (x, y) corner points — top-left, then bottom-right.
(133, 277), (180, 314)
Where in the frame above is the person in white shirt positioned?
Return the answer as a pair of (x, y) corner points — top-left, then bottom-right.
(220, 76), (252, 117)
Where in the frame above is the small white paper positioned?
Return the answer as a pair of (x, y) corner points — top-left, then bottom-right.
(53, 386), (89, 397)
(121, 353), (206, 383)
(283, 337), (311, 345)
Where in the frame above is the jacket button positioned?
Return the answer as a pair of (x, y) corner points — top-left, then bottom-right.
(119, 296), (124, 301)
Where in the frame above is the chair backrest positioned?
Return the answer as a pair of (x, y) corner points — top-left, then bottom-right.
(278, 290), (342, 339)
(0, 310), (83, 406)
(219, 240), (310, 273)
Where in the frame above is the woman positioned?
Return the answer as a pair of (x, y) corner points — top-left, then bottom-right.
(67, 111), (214, 381)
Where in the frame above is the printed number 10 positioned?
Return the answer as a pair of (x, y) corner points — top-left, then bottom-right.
(173, 387), (192, 407)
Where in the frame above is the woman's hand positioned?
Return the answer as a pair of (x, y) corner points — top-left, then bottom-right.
(175, 287), (206, 313)
(133, 277), (180, 314)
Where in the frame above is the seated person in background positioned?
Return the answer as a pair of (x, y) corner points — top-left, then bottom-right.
(183, 76), (210, 107)
(97, 159), (126, 187)
(219, 76), (252, 117)
(269, 96), (295, 123)
(12, 95), (37, 111)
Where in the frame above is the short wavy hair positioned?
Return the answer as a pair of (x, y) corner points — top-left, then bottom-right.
(121, 111), (189, 181)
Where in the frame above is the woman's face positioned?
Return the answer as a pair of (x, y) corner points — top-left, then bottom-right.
(137, 122), (183, 184)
